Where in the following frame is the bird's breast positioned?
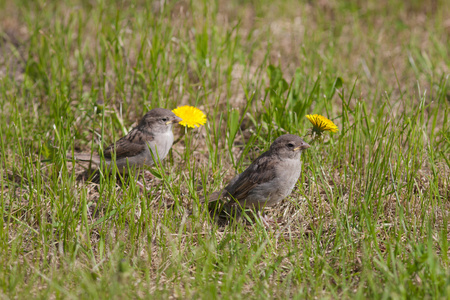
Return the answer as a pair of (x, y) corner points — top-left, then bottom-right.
(151, 130), (174, 161)
(274, 158), (302, 197)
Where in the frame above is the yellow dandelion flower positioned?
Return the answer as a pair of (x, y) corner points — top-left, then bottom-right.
(172, 105), (207, 128)
(306, 114), (338, 134)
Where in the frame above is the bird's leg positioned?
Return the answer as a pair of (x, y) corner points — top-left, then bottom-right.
(129, 172), (148, 192)
(143, 170), (154, 180)
(135, 180), (146, 190)
(123, 169), (151, 192)
(257, 210), (275, 227)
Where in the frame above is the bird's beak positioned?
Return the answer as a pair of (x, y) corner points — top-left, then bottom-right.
(294, 142), (311, 151)
(166, 116), (183, 125)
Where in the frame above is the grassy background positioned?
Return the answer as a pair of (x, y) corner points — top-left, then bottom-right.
(1, 0), (449, 298)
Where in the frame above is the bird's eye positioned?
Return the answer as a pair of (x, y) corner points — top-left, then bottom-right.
(162, 117), (168, 122)
(287, 143), (295, 148)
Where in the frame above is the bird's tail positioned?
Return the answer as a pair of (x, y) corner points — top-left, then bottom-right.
(195, 190), (244, 224)
(66, 152), (101, 165)
(199, 190), (222, 204)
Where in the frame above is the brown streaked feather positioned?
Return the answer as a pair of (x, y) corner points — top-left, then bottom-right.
(103, 128), (154, 159)
(224, 152), (279, 202)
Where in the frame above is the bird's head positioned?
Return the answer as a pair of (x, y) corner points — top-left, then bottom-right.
(270, 134), (310, 159)
(139, 108), (183, 132)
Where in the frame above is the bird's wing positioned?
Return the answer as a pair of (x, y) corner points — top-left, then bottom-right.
(103, 129), (154, 159)
(224, 152), (278, 202)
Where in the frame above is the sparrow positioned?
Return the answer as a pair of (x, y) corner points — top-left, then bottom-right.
(203, 134), (310, 225)
(69, 108), (182, 175)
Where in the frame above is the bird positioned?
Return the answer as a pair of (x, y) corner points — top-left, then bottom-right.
(69, 108), (182, 177)
(203, 134), (310, 225)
